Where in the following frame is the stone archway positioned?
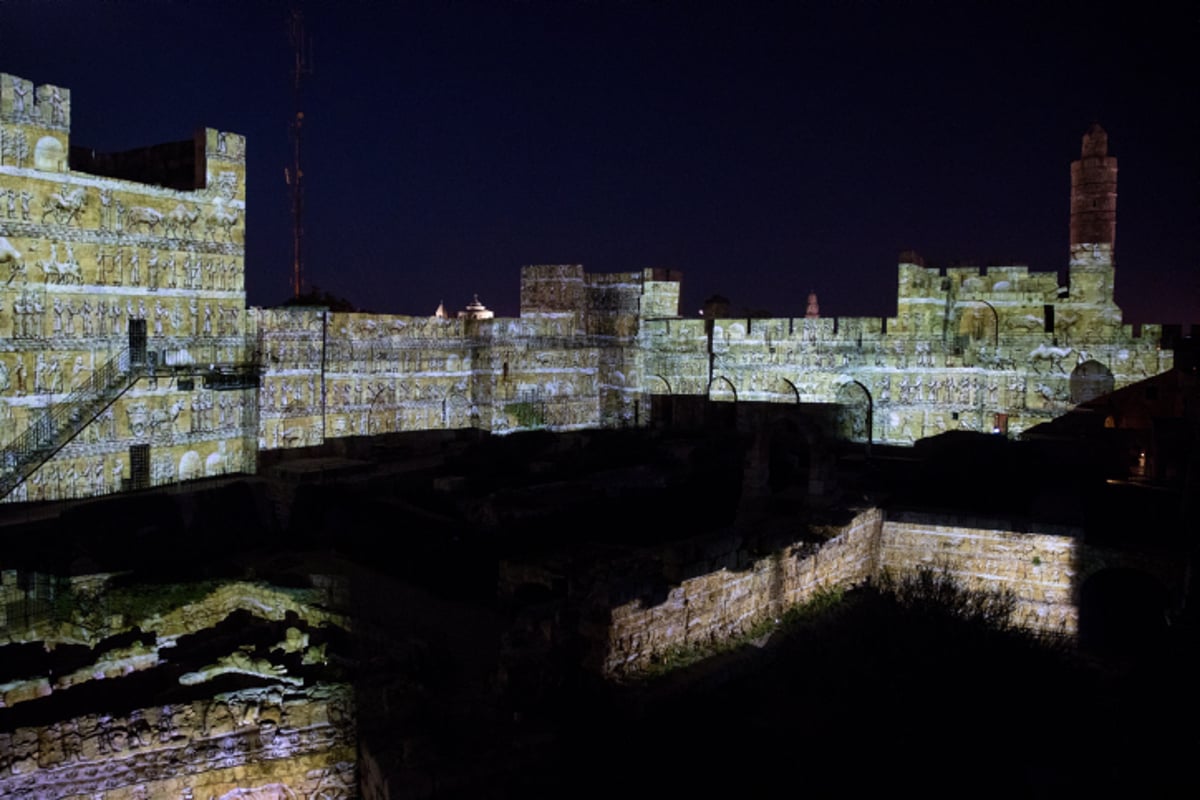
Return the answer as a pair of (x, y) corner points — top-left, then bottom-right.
(957, 305), (987, 341)
(708, 376), (738, 403)
(835, 380), (872, 443)
(178, 450), (202, 481)
(647, 374), (672, 394)
(1070, 360), (1114, 404)
(767, 377), (800, 403)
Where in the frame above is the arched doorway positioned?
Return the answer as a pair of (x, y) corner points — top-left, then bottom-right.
(1070, 360), (1114, 405)
(835, 380), (872, 443)
(708, 376), (738, 403)
(768, 377), (801, 404)
(647, 374), (672, 394)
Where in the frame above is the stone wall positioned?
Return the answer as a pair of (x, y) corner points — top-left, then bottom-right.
(1, 71), (253, 504)
(0, 690), (356, 800)
(603, 509), (883, 676)
(0, 574), (355, 799)
(640, 250), (1170, 445)
(637, 126), (1170, 444)
(784, 508), (884, 606)
(599, 508), (1083, 676)
(0, 70), (1178, 508)
(251, 264), (675, 447)
(879, 513), (1080, 636)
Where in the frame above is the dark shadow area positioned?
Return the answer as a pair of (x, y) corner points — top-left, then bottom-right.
(0, 388), (1195, 797)
(493, 584), (1200, 796)
(1079, 568), (1171, 655)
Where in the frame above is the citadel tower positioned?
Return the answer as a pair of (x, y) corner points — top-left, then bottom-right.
(1069, 123), (1118, 304)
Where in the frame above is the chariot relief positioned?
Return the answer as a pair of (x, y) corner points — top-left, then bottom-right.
(40, 185), (87, 226)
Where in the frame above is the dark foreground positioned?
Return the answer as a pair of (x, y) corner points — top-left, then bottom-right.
(1, 426), (1195, 797)
(416, 583), (1199, 797)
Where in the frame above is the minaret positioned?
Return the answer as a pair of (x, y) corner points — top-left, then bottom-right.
(805, 291), (820, 319)
(1068, 123), (1117, 303)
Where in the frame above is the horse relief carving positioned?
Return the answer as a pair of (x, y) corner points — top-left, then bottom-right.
(40, 186), (86, 225)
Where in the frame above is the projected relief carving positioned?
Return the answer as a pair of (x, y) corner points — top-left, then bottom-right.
(0, 74), (1178, 506)
(0, 69), (1184, 800)
(0, 575), (355, 799)
(0, 72), (252, 505)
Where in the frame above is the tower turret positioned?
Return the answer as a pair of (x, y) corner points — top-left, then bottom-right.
(1068, 124), (1118, 304)
(1070, 123), (1118, 249)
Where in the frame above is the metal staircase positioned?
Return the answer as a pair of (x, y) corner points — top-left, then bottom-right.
(0, 348), (140, 500)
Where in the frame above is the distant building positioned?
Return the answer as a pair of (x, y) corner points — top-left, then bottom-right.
(457, 294), (494, 320)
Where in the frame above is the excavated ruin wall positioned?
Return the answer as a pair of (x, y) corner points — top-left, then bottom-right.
(603, 509), (884, 676)
(878, 513), (1079, 636)
(602, 508), (1079, 676)
(0, 577), (356, 800)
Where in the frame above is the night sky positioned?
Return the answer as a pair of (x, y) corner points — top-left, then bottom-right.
(2, 1), (1196, 324)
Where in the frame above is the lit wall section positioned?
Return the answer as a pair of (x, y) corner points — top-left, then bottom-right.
(0, 73), (254, 503)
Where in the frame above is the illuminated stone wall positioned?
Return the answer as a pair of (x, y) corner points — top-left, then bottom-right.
(878, 514), (1079, 635)
(0, 72), (254, 504)
(640, 255), (1169, 444)
(600, 509), (1082, 676)
(0, 574), (355, 799)
(602, 510), (882, 676)
(251, 264), (666, 447)
(251, 306), (325, 449)
(0, 75), (1176, 506)
(638, 127), (1171, 443)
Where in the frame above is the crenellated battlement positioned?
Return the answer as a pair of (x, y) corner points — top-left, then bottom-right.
(899, 261), (1062, 301)
(0, 78), (1179, 501)
(1, 74), (72, 173)
(0, 73), (71, 132)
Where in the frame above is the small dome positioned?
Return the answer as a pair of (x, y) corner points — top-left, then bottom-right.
(457, 294), (494, 320)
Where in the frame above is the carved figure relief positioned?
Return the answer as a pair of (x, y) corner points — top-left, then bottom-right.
(0, 236), (22, 283)
(1, 128), (29, 167)
(40, 186), (86, 226)
(123, 205), (164, 234)
(165, 203), (201, 238)
(1029, 344), (1072, 374)
(205, 204), (240, 243)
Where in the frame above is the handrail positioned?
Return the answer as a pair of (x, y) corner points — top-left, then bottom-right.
(0, 347), (136, 499)
(0, 336), (263, 501)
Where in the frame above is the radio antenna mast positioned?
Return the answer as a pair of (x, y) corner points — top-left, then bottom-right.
(286, 7), (313, 299)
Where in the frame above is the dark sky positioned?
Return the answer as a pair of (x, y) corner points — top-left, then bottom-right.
(2, 1), (1196, 324)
